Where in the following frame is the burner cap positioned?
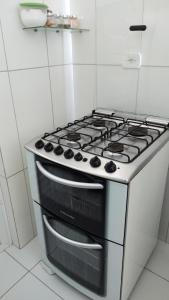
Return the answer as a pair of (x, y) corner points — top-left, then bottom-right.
(93, 119), (106, 128)
(107, 142), (124, 153)
(67, 132), (81, 142)
(128, 126), (148, 137)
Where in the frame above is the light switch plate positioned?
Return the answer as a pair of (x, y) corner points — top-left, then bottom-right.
(122, 52), (142, 69)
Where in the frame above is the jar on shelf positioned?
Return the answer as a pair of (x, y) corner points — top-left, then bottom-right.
(46, 11), (60, 27)
(57, 15), (64, 28)
(70, 15), (80, 29)
(63, 15), (71, 29)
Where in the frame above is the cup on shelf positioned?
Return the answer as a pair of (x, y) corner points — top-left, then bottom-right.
(19, 2), (48, 28)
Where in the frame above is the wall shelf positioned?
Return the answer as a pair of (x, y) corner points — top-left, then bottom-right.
(23, 26), (90, 33)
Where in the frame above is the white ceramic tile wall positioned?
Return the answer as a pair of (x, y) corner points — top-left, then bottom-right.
(0, 23), (7, 71)
(96, 0), (143, 66)
(73, 65), (96, 118)
(142, 0), (169, 67)
(50, 66), (68, 127)
(9, 67), (54, 168)
(0, 176), (19, 247)
(97, 66), (138, 112)
(0, 0), (48, 70)
(136, 67), (169, 118)
(0, 72), (23, 177)
(0, 0), (69, 248)
(7, 171), (34, 248)
(70, 0), (96, 64)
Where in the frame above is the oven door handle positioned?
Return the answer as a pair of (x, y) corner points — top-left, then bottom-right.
(43, 215), (103, 250)
(36, 161), (104, 190)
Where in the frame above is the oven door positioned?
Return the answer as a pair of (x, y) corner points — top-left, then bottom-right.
(42, 207), (107, 296)
(35, 155), (106, 238)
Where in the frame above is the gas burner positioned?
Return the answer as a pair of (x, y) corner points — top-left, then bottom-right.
(128, 126), (148, 137)
(67, 132), (81, 142)
(107, 142), (124, 154)
(93, 119), (106, 128)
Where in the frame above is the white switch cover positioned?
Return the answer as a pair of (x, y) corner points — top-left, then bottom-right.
(122, 52), (142, 69)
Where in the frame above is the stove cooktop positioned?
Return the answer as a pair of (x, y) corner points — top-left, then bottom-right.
(25, 109), (169, 183)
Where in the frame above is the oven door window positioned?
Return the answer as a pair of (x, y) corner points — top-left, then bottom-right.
(36, 156), (106, 238)
(42, 210), (106, 296)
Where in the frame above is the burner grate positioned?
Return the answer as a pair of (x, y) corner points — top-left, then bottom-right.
(82, 119), (167, 163)
(42, 112), (124, 150)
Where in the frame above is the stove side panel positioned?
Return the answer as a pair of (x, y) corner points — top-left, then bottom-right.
(121, 141), (169, 300)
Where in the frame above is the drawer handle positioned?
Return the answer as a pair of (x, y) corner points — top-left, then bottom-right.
(43, 215), (103, 250)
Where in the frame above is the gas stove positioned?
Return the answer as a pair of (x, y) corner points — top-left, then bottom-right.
(25, 109), (169, 183)
(26, 108), (169, 300)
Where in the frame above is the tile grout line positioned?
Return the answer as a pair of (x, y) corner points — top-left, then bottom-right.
(30, 272), (64, 300)
(145, 267), (169, 284)
(4, 249), (29, 272)
(44, 28), (55, 130)
(0, 271), (28, 300)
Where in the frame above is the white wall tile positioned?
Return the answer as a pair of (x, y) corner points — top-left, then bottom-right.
(96, 0), (143, 65)
(9, 68), (54, 167)
(0, 150), (5, 177)
(142, 0), (169, 66)
(44, 0), (65, 66)
(64, 65), (76, 122)
(137, 67), (169, 118)
(0, 72), (23, 177)
(0, 0), (48, 70)
(0, 23), (7, 71)
(46, 31), (64, 66)
(0, 202), (11, 251)
(0, 176), (19, 247)
(70, 0), (96, 64)
(73, 65), (96, 118)
(97, 66), (138, 112)
(8, 171), (34, 248)
(50, 66), (68, 127)
(24, 169), (37, 236)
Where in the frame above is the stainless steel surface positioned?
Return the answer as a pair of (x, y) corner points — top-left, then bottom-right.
(43, 215), (103, 250)
(36, 161), (104, 189)
(25, 109), (169, 183)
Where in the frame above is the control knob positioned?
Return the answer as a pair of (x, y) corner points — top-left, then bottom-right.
(90, 156), (101, 168)
(105, 161), (117, 173)
(64, 149), (74, 159)
(35, 140), (44, 149)
(54, 146), (64, 156)
(44, 143), (54, 152)
(74, 152), (83, 161)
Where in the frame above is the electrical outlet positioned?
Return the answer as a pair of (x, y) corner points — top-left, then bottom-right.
(122, 52), (142, 69)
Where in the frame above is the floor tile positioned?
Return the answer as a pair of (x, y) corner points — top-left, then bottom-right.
(6, 237), (41, 270)
(31, 263), (90, 300)
(130, 270), (169, 300)
(146, 241), (169, 281)
(0, 252), (27, 298)
(1, 273), (61, 300)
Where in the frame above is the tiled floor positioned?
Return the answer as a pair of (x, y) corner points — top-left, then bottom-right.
(1, 238), (169, 300)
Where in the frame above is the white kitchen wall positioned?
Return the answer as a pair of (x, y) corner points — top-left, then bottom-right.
(0, 0), (68, 248)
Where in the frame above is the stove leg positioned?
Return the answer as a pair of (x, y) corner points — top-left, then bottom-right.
(40, 261), (55, 275)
